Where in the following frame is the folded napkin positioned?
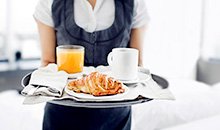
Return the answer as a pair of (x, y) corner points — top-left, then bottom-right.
(22, 64), (68, 97)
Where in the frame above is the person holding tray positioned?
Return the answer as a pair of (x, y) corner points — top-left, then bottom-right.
(34, 0), (149, 129)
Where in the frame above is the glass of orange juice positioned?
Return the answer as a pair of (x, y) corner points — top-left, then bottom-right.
(56, 45), (84, 74)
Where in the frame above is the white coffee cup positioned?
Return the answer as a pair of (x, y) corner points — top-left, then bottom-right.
(107, 48), (139, 81)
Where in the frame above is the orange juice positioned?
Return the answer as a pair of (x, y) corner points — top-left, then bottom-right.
(56, 45), (84, 74)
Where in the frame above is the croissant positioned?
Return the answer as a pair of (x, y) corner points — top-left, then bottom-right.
(67, 72), (125, 96)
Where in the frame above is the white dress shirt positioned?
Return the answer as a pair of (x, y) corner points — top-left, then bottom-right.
(34, 0), (149, 33)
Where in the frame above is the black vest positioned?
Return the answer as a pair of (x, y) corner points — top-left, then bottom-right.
(52, 0), (134, 67)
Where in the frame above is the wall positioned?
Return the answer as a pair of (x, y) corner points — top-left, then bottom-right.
(202, 0), (220, 59)
(143, 0), (203, 79)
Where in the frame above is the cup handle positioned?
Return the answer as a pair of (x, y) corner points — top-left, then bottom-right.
(107, 52), (113, 66)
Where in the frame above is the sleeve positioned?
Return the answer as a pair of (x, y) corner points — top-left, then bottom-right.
(131, 0), (150, 28)
(33, 0), (54, 27)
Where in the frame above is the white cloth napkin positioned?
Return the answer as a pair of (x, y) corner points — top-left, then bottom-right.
(21, 64), (68, 97)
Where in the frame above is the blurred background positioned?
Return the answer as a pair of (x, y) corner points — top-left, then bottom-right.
(0, 0), (220, 130)
(0, 0), (40, 92)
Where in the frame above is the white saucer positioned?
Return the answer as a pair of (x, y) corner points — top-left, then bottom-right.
(102, 71), (151, 84)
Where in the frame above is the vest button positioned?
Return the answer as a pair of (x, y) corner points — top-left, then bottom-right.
(91, 33), (96, 43)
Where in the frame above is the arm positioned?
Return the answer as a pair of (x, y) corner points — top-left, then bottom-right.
(129, 26), (147, 66)
(36, 20), (56, 66)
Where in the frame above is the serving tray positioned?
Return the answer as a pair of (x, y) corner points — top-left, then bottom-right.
(21, 72), (169, 108)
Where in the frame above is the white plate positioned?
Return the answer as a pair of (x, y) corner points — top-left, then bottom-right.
(102, 71), (151, 84)
(65, 85), (129, 100)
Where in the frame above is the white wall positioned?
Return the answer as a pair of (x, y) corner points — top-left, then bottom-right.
(0, 0), (6, 32)
(0, 0), (7, 58)
(202, 0), (220, 59)
(143, 0), (202, 79)
(0, 0), (40, 69)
